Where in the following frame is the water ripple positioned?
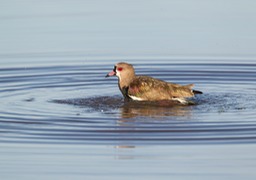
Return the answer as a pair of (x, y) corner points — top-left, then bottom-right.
(0, 61), (256, 145)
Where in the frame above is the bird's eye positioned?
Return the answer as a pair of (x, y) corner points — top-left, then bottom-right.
(117, 67), (123, 71)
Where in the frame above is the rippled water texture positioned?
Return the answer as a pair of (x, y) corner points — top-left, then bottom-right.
(1, 1), (256, 179)
(1, 62), (256, 145)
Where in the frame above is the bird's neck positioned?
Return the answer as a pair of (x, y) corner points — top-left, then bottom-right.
(118, 74), (135, 90)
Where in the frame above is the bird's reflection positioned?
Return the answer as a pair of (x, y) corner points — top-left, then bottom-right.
(52, 96), (194, 118)
(113, 101), (194, 155)
(120, 100), (193, 119)
(52, 96), (196, 153)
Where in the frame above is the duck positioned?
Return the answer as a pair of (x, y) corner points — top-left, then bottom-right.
(105, 62), (202, 104)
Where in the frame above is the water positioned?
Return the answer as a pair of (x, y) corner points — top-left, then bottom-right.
(1, 1), (256, 180)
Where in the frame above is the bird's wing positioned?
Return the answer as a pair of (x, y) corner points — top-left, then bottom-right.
(128, 76), (194, 101)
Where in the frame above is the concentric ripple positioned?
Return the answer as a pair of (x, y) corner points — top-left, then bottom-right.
(0, 61), (256, 145)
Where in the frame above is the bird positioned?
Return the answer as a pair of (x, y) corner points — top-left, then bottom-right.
(105, 62), (202, 104)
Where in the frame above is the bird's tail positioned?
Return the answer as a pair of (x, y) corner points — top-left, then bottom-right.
(193, 90), (203, 94)
(184, 84), (203, 95)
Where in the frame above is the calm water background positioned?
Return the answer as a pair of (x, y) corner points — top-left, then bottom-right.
(1, 1), (256, 180)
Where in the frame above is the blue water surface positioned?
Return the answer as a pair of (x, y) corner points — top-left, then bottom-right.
(1, 1), (256, 180)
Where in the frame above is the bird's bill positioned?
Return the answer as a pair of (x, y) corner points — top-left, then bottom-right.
(105, 70), (116, 77)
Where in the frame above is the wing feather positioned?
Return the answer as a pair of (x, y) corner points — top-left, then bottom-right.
(128, 76), (194, 101)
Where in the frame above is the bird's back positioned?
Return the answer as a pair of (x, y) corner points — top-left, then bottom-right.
(127, 76), (195, 101)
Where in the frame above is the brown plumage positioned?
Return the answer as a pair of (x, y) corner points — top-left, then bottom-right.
(106, 62), (202, 104)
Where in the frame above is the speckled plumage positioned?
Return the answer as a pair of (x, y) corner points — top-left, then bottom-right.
(128, 76), (195, 100)
(106, 62), (202, 103)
